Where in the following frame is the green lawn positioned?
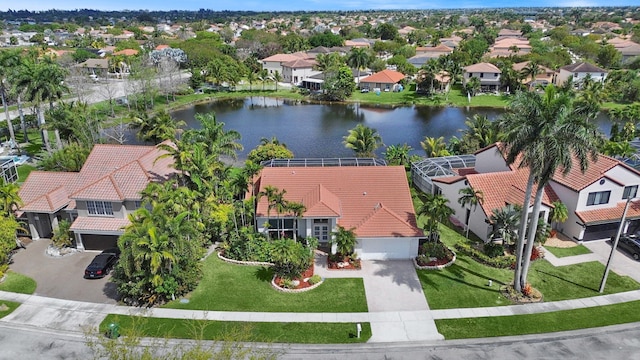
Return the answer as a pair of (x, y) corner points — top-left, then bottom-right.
(0, 300), (20, 319)
(0, 272), (36, 294)
(349, 86), (510, 108)
(544, 245), (592, 258)
(436, 300), (640, 339)
(17, 164), (36, 183)
(417, 225), (639, 309)
(100, 314), (371, 344)
(164, 256), (368, 313)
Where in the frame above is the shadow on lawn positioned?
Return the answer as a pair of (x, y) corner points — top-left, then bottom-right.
(535, 269), (596, 292)
(254, 266), (273, 282)
(419, 261), (506, 293)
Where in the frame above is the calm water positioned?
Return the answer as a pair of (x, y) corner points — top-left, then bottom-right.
(169, 97), (613, 160)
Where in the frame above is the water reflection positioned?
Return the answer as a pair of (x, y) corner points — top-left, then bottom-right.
(166, 98), (614, 160)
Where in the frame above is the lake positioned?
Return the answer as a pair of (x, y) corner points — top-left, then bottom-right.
(170, 97), (614, 160)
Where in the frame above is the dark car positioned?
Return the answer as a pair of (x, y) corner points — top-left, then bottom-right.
(613, 235), (640, 260)
(84, 248), (120, 279)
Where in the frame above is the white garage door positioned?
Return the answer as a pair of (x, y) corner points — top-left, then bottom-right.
(356, 238), (417, 260)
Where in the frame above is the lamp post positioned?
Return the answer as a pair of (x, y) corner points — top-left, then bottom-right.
(599, 196), (637, 293)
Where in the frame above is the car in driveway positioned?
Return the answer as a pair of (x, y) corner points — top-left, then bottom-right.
(84, 248), (120, 279)
(612, 234), (640, 260)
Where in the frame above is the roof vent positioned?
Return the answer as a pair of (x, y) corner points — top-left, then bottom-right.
(374, 202), (381, 209)
(363, 191), (367, 196)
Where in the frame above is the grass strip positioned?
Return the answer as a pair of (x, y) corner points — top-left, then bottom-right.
(0, 272), (37, 294)
(544, 245), (592, 258)
(436, 300), (640, 339)
(0, 300), (20, 319)
(100, 314), (371, 344)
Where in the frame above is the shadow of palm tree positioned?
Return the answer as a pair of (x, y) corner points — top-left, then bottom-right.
(255, 266), (273, 282)
(370, 260), (425, 292)
(535, 269), (596, 292)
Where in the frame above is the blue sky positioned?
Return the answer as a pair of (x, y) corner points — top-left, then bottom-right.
(1, 0), (638, 12)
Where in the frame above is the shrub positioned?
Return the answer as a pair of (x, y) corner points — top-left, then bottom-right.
(270, 239), (314, 280)
(420, 241), (447, 259)
(280, 279), (295, 289)
(308, 274), (322, 285)
(531, 246), (543, 261)
(223, 228), (272, 262)
(454, 243), (515, 269)
(483, 242), (505, 258)
(51, 220), (73, 248)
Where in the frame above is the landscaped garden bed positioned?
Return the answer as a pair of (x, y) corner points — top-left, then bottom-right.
(272, 264), (324, 292)
(414, 241), (456, 270)
(327, 253), (361, 270)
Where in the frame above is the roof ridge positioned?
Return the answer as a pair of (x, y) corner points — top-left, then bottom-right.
(108, 174), (125, 200)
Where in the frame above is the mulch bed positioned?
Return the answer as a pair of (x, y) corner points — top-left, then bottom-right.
(327, 257), (362, 270)
(416, 257), (452, 267)
(274, 264), (315, 290)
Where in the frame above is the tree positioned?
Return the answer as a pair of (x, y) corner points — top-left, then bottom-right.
(549, 201), (568, 231)
(520, 61), (542, 90)
(330, 225), (357, 259)
(258, 185), (279, 238)
(464, 76), (481, 97)
(247, 139), (294, 164)
(308, 30), (344, 48)
(130, 110), (185, 144)
(287, 201), (306, 242)
(420, 136), (450, 158)
(458, 187), (484, 239)
(376, 23), (399, 40)
(182, 112), (243, 160)
(271, 70), (282, 91)
(37, 143), (91, 172)
(490, 205), (520, 246)
(418, 193), (454, 241)
(0, 215), (21, 277)
(313, 52), (343, 78)
(501, 85), (600, 294)
(346, 47), (371, 86)
(319, 65), (355, 101)
(343, 124), (383, 158)
(0, 49), (21, 152)
(0, 178), (22, 218)
(383, 143), (415, 170)
(598, 44), (622, 69)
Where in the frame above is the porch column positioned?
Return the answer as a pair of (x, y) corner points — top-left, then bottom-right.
(75, 233), (85, 251)
(50, 214), (59, 231)
(28, 213), (40, 240)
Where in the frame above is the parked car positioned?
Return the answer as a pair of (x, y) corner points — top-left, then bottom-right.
(84, 248), (120, 279)
(612, 234), (640, 260)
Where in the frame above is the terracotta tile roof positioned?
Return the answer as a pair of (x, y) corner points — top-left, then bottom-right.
(70, 217), (130, 233)
(282, 58), (317, 69)
(576, 200), (640, 225)
(416, 44), (453, 53)
(361, 69), (405, 84)
(466, 169), (558, 220)
(256, 166), (422, 237)
(432, 176), (465, 184)
(261, 52), (309, 62)
(113, 49), (139, 56)
(464, 62), (501, 73)
(551, 154), (621, 191)
(19, 144), (176, 213)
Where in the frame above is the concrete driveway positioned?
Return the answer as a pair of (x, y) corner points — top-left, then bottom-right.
(584, 240), (640, 283)
(9, 239), (119, 304)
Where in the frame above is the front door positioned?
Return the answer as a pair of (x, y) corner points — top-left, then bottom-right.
(313, 222), (330, 244)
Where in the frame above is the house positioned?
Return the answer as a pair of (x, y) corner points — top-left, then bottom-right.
(359, 69), (405, 91)
(261, 52), (309, 75)
(18, 144), (176, 250)
(497, 28), (523, 38)
(409, 45), (453, 67)
(73, 58), (110, 77)
(113, 48), (139, 56)
(412, 143), (640, 243)
(512, 61), (556, 87)
(281, 58), (320, 84)
(607, 38), (640, 63)
(463, 63), (501, 92)
(254, 163), (423, 260)
(556, 62), (607, 87)
(488, 38), (532, 58)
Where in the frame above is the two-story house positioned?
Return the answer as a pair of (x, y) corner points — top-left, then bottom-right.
(556, 62), (608, 87)
(412, 143), (640, 243)
(281, 58), (321, 85)
(18, 144), (176, 250)
(463, 63), (502, 92)
(261, 52), (310, 76)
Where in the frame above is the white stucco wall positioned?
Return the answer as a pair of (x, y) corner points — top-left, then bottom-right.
(355, 237), (419, 260)
(474, 147), (511, 174)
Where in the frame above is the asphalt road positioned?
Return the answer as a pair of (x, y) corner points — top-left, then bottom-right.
(1, 322), (640, 360)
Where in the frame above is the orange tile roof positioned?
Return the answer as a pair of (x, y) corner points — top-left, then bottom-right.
(464, 62), (501, 73)
(261, 52), (309, 62)
(113, 49), (139, 56)
(361, 69), (405, 84)
(551, 154), (620, 191)
(70, 217), (130, 232)
(282, 58), (317, 69)
(19, 144), (176, 213)
(576, 200), (640, 225)
(256, 166), (422, 237)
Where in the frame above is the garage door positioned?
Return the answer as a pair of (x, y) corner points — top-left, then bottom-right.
(583, 222), (619, 241)
(82, 234), (119, 250)
(356, 238), (417, 260)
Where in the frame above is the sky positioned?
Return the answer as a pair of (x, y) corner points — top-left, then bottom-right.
(1, 0), (638, 12)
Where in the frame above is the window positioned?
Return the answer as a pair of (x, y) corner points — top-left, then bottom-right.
(479, 73), (484, 78)
(623, 185), (638, 200)
(87, 201), (114, 216)
(587, 191), (610, 206)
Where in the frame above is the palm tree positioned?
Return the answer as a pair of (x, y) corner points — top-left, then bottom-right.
(287, 201), (306, 242)
(520, 61), (541, 90)
(383, 143), (413, 169)
(0, 49), (21, 152)
(246, 70), (257, 92)
(330, 225), (357, 259)
(420, 136), (450, 157)
(343, 124), (383, 158)
(258, 69), (270, 91)
(272, 188), (288, 239)
(549, 200), (568, 231)
(130, 110), (185, 144)
(271, 71), (283, 92)
(346, 47), (371, 86)
(418, 193), (454, 241)
(458, 187), (484, 239)
(490, 205), (520, 246)
(0, 178), (22, 217)
(183, 113), (243, 160)
(258, 185), (279, 238)
(134, 223), (176, 287)
(501, 84), (599, 293)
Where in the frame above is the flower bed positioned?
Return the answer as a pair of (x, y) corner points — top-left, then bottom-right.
(327, 254), (361, 270)
(414, 251), (456, 270)
(415, 241), (456, 270)
(271, 265), (324, 293)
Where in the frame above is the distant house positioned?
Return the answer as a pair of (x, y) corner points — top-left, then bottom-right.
(255, 164), (424, 260)
(74, 58), (110, 77)
(359, 69), (405, 91)
(488, 38), (532, 58)
(607, 38), (640, 63)
(513, 61), (556, 87)
(463, 63), (501, 92)
(113, 48), (139, 56)
(409, 44), (453, 67)
(281, 58), (320, 85)
(497, 28), (523, 38)
(18, 144), (177, 250)
(556, 62), (607, 87)
(412, 143), (640, 243)
(261, 52), (309, 75)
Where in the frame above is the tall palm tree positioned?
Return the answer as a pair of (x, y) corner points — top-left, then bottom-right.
(287, 201), (306, 242)
(130, 110), (185, 144)
(258, 69), (270, 91)
(520, 61), (541, 90)
(246, 70), (257, 92)
(501, 85), (599, 293)
(418, 193), (454, 241)
(0, 49), (21, 151)
(134, 223), (176, 287)
(271, 71), (283, 92)
(272, 188), (288, 239)
(183, 113), (243, 159)
(458, 187), (484, 239)
(343, 124), (383, 158)
(346, 47), (371, 86)
(258, 185), (279, 238)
